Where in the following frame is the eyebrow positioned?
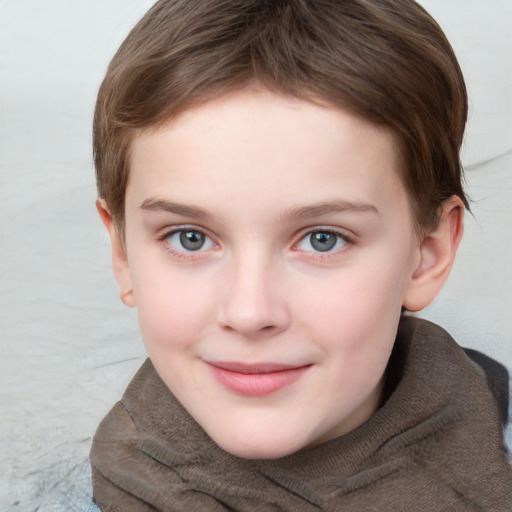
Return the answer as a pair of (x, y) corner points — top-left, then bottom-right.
(140, 198), (207, 218)
(280, 200), (380, 221)
(140, 197), (380, 221)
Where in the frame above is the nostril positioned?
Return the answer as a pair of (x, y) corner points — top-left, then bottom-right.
(216, 282), (290, 336)
(221, 323), (276, 334)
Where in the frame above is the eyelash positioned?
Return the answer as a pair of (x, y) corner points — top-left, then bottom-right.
(157, 226), (355, 262)
(292, 228), (355, 261)
(157, 226), (218, 261)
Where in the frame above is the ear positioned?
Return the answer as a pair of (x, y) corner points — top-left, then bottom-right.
(96, 199), (136, 308)
(403, 196), (464, 312)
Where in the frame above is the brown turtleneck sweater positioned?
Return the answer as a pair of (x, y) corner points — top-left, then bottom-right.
(90, 317), (512, 511)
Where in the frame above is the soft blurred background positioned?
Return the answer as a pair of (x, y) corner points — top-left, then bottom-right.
(0, 1), (511, 510)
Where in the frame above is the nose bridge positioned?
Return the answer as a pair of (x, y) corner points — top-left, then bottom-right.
(218, 244), (288, 337)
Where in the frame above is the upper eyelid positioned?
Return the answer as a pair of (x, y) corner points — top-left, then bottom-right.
(159, 225), (224, 255)
(158, 226), (218, 259)
(295, 226), (354, 242)
(291, 227), (355, 256)
(158, 224), (214, 240)
(156, 225), (355, 246)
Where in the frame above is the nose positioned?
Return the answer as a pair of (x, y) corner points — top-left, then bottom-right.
(217, 250), (290, 338)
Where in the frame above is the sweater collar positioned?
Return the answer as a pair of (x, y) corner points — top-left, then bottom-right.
(91, 317), (512, 510)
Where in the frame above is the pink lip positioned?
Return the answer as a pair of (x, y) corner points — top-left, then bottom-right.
(206, 361), (311, 396)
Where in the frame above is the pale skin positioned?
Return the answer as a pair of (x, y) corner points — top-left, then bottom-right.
(98, 87), (464, 459)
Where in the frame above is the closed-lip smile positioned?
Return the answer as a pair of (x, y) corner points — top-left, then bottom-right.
(205, 361), (312, 396)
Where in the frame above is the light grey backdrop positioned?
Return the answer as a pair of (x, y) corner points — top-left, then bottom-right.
(1, 1), (511, 510)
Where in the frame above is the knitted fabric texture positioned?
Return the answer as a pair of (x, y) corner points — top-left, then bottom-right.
(90, 317), (512, 511)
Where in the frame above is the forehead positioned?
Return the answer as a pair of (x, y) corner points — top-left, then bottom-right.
(126, 88), (409, 225)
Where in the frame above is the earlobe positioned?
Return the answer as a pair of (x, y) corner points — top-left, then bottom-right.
(403, 196), (464, 312)
(96, 199), (136, 308)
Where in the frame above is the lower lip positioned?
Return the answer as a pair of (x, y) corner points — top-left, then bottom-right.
(207, 364), (311, 397)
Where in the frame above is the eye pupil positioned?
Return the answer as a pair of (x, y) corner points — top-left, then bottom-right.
(180, 230), (205, 251)
(310, 232), (337, 252)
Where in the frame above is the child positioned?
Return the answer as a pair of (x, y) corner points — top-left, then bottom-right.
(90, 0), (512, 510)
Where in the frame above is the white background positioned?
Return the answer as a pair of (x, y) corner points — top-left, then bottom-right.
(1, 1), (511, 510)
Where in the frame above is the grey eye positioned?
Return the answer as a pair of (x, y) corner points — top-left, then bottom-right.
(297, 230), (347, 253)
(180, 230), (205, 250)
(310, 232), (337, 252)
(166, 229), (214, 252)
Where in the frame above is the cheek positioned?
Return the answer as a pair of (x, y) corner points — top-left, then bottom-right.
(295, 257), (408, 366)
(132, 264), (217, 350)
(300, 261), (406, 327)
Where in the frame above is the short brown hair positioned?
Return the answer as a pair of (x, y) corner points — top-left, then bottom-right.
(94, 0), (469, 236)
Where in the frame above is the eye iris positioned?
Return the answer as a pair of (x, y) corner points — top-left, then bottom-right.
(310, 232), (337, 252)
(180, 230), (205, 251)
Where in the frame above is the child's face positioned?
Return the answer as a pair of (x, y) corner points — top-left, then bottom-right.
(120, 87), (422, 459)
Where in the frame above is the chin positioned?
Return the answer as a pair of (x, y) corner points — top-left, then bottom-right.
(220, 442), (298, 460)
(212, 429), (310, 460)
